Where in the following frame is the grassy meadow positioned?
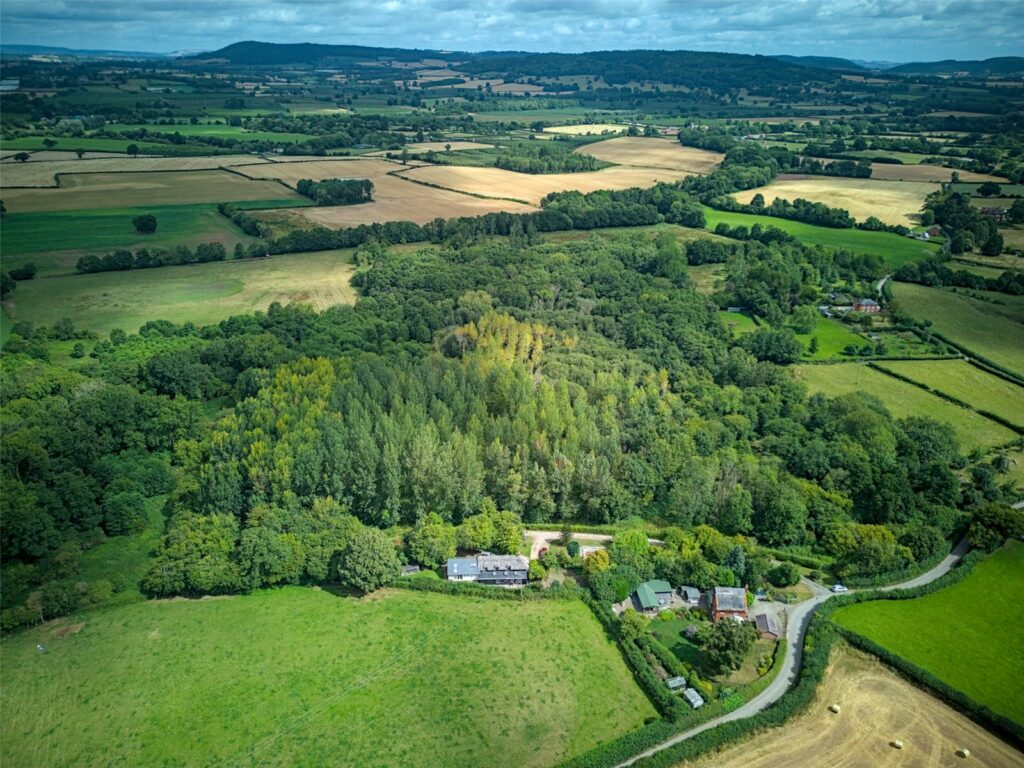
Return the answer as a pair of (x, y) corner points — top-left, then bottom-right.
(0, 204), (266, 272)
(795, 317), (867, 359)
(3, 249), (357, 335)
(793, 363), (1017, 451)
(0, 589), (656, 768)
(874, 359), (1024, 429)
(833, 542), (1024, 725)
(702, 208), (939, 267)
(893, 283), (1024, 376)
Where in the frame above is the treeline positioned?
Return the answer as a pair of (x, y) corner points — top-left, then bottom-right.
(894, 257), (1024, 295)
(712, 194), (855, 228)
(74, 242), (264, 274)
(494, 142), (603, 174)
(296, 177), (374, 206)
(924, 189), (1004, 255)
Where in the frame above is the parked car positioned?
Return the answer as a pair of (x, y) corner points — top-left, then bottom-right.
(831, 584), (848, 593)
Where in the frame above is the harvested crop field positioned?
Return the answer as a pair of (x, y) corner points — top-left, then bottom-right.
(0, 150), (124, 162)
(228, 157), (409, 186)
(793, 363), (1017, 451)
(0, 154), (269, 188)
(873, 359), (1024, 428)
(867, 163), (1002, 183)
(679, 644), (1023, 768)
(2, 170), (300, 212)
(575, 137), (723, 173)
(733, 176), (935, 227)
(366, 141), (494, 155)
(544, 123), (628, 135)
(396, 164), (693, 204)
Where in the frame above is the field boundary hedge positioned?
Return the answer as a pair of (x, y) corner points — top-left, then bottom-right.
(389, 576), (582, 601)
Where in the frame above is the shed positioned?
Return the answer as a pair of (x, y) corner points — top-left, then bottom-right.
(666, 675), (688, 691)
(679, 586), (701, 605)
(754, 612), (780, 639)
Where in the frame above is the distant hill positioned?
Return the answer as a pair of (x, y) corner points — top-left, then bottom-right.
(773, 55), (865, 71)
(888, 57), (1024, 75)
(0, 44), (165, 59)
(188, 41), (466, 65)
(459, 49), (838, 90)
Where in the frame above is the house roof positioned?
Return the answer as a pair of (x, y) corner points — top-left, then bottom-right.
(477, 554), (528, 572)
(755, 613), (780, 637)
(666, 676), (688, 690)
(712, 586), (747, 612)
(635, 580), (673, 610)
(447, 557), (479, 577)
(679, 586), (701, 599)
(854, 298), (879, 307)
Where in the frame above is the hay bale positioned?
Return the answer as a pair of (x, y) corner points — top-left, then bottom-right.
(957, 748), (971, 759)
(891, 740), (904, 750)
(828, 704), (841, 714)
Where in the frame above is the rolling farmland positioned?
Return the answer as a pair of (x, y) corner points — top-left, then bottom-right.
(575, 136), (724, 173)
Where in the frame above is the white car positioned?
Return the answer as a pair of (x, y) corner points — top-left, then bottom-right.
(831, 584), (848, 593)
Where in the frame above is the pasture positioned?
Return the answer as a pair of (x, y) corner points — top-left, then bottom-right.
(397, 164), (693, 205)
(873, 359), (1024, 428)
(702, 208), (939, 266)
(0, 154), (269, 188)
(793, 364), (1017, 452)
(796, 317), (867, 359)
(833, 542), (1024, 725)
(0, 588), (655, 768)
(99, 123), (316, 142)
(2, 170), (299, 213)
(682, 644), (1023, 768)
(893, 283), (1024, 376)
(2, 249), (358, 335)
(575, 136), (724, 173)
(0, 204), (265, 272)
(732, 176), (935, 227)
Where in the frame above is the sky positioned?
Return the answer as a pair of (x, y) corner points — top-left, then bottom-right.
(2, 0), (1023, 62)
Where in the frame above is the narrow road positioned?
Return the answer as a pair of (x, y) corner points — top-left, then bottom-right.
(523, 529), (663, 560)
(616, 539), (971, 767)
(875, 273), (891, 298)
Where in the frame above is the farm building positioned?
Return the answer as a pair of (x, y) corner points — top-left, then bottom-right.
(679, 586), (701, 605)
(446, 554), (529, 586)
(709, 586), (748, 621)
(634, 580), (675, 613)
(682, 688), (705, 709)
(853, 298), (881, 313)
(754, 613), (781, 639)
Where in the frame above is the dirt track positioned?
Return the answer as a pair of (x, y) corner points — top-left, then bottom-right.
(679, 645), (1022, 768)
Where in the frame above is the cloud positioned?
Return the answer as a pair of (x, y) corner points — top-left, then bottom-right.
(1, 0), (1020, 60)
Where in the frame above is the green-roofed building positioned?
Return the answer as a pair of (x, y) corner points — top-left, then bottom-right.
(634, 580), (674, 613)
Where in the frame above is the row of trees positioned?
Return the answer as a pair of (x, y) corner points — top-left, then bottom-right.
(76, 242), (232, 273)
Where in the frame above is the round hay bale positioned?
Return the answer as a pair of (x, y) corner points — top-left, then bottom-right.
(891, 740), (904, 750)
(957, 748), (971, 759)
(828, 704), (841, 714)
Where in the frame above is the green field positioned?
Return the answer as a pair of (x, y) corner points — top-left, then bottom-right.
(100, 123), (316, 142)
(794, 363), (1017, 451)
(3, 249), (358, 335)
(703, 208), (939, 267)
(893, 283), (1024, 376)
(795, 316), (867, 359)
(0, 588), (655, 768)
(720, 310), (758, 335)
(0, 137), (170, 153)
(0, 204), (260, 272)
(833, 542), (1024, 724)
(874, 359), (1024, 428)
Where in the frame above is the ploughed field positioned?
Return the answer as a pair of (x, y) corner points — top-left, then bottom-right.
(0, 588), (655, 768)
(679, 644), (1023, 768)
(833, 542), (1024, 725)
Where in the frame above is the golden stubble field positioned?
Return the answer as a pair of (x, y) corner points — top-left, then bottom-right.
(1, 170), (300, 212)
(733, 175), (935, 226)
(395, 163), (694, 204)
(575, 136), (724, 173)
(680, 646), (1023, 768)
(0, 154), (269, 188)
(235, 157), (536, 225)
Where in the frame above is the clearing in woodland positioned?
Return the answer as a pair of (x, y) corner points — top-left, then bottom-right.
(2, 248), (359, 335)
(792, 363), (1017, 452)
(678, 644), (1023, 768)
(0, 588), (654, 768)
(396, 164), (694, 205)
(732, 176), (935, 227)
(574, 137), (724, 173)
